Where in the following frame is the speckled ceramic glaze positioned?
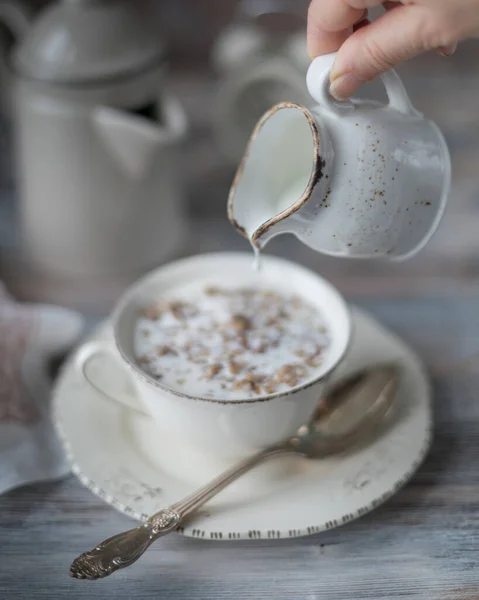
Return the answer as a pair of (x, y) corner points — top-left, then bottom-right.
(228, 52), (451, 260)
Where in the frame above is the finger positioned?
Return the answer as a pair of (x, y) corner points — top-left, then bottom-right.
(308, 0), (368, 33)
(382, 1), (401, 9)
(353, 17), (370, 33)
(307, 0), (366, 58)
(330, 4), (456, 99)
(346, 0), (392, 7)
(307, 27), (351, 58)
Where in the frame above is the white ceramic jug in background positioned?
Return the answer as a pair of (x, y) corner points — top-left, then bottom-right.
(228, 52), (451, 260)
(212, 0), (310, 163)
(0, 0), (187, 277)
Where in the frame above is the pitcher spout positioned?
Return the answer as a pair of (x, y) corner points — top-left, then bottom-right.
(227, 101), (330, 249)
(250, 215), (294, 249)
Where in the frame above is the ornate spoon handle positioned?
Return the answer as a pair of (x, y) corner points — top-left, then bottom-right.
(70, 443), (294, 580)
(69, 512), (180, 580)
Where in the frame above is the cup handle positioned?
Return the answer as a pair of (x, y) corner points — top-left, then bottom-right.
(307, 52), (420, 117)
(75, 341), (150, 417)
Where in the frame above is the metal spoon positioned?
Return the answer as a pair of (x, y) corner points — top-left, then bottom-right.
(70, 363), (399, 580)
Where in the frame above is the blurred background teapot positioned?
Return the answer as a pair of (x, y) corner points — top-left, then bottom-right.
(212, 0), (310, 163)
(0, 0), (187, 277)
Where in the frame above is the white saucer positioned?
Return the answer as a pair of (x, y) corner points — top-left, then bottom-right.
(53, 307), (431, 540)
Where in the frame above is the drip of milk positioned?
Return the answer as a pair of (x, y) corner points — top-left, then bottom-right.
(247, 178), (311, 271)
(243, 178), (310, 242)
(252, 244), (261, 272)
(228, 104), (316, 267)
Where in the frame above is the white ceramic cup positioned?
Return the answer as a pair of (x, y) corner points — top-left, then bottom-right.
(75, 253), (351, 459)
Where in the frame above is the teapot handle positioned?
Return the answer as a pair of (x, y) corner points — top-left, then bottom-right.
(307, 53), (420, 117)
(0, 0), (32, 115)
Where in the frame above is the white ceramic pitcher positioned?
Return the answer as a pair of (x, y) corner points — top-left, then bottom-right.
(228, 52), (451, 260)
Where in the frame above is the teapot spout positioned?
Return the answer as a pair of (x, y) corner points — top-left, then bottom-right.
(92, 96), (186, 180)
(227, 102), (329, 249)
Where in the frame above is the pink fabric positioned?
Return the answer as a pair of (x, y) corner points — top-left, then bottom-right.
(0, 283), (84, 494)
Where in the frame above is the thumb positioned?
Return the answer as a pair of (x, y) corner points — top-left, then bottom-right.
(330, 4), (454, 99)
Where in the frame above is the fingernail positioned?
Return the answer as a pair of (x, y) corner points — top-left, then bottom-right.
(438, 42), (457, 57)
(329, 73), (362, 101)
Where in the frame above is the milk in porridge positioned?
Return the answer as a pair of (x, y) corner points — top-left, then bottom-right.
(134, 286), (330, 400)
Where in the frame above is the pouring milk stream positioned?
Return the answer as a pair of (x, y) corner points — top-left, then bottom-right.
(228, 52), (451, 263)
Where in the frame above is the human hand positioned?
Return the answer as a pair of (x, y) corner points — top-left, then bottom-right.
(307, 0), (479, 99)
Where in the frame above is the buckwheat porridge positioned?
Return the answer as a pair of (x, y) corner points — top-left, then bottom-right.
(134, 286), (331, 400)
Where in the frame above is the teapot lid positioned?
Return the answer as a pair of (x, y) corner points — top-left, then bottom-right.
(13, 0), (165, 85)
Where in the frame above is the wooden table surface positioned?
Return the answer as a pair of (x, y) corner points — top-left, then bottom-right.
(1, 43), (479, 599)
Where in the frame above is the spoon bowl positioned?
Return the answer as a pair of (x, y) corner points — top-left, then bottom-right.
(291, 363), (399, 458)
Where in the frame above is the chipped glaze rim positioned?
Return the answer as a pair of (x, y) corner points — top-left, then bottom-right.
(226, 101), (323, 246)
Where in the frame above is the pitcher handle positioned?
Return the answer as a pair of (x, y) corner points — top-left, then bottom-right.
(380, 69), (420, 116)
(75, 341), (150, 418)
(0, 0), (32, 115)
(307, 53), (355, 114)
(307, 52), (420, 117)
